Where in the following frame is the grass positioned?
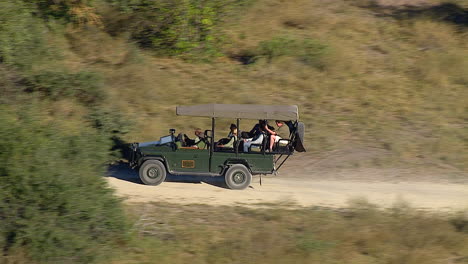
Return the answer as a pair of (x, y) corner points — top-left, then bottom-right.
(2, 1), (467, 262)
(29, 0), (465, 171)
(83, 0), (468, 169)
(105, 201), (468, 264)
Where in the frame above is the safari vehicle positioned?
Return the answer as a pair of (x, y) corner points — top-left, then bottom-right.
(129, 104), (305, 190)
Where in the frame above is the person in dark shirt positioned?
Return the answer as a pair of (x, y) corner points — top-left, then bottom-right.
(263, 120), (287, 152)
(248, 120), (263, 138)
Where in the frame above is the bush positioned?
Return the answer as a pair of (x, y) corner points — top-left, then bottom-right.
(87, 107), (134, 159)
(0, 1), (50, 69)
(257, 36), (297, 62)
(105, 0), (248, 58)
(300, 38), (329, 68)
(88, 107), (132, 135)
(0, 105), (128, 263)
(256, 36), (329, 68)
(30, 0), (101, 25)
(28, 70), (105, 105)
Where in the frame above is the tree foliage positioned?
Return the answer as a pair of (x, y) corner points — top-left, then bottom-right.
(0, 106), (128, 263)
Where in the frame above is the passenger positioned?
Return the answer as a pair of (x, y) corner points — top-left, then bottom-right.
(243, 121), (266, 152)
(263, 120), (287, 152)
(248, 120), (263, 138)
(218, 125), (238, 149)
(227, 123), (238, 138)
(184, 128), (206, 149)
(216, 124), (237, 148)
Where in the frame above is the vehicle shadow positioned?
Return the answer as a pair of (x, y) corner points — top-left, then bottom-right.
(106, 161), (227, 189)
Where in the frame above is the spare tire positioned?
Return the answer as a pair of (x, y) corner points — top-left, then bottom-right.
(294, 122), (306, 152)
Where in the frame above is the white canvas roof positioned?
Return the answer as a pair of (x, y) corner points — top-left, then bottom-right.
(176, 104), (299, 120)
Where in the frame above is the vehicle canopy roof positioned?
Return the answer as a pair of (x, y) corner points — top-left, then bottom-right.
(176, 104), (299, 120)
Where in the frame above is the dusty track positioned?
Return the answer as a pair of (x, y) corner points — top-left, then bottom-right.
(106, 155), (468, 211)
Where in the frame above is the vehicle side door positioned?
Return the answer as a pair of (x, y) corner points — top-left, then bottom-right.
(170, 148), (210, 173)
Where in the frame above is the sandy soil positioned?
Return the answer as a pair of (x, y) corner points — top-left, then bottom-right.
(106, 155), (468, 211)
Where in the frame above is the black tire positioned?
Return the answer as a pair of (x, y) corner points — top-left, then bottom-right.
(139, 160), (167, 186)
(224, 164), (252, 190)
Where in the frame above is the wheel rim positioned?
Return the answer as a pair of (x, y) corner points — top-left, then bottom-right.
(147, 167), (161, 179)
(232, 171), (246, 184)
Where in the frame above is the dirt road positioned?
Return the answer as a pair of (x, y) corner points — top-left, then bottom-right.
(106, 157), (468, 211)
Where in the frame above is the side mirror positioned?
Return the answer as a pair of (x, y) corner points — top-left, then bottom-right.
(169, 129), (176, 135)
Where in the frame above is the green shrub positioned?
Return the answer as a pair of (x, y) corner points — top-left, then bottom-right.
(300, 38), (329, 68)
(0, 1), (50, 69)
(256, 36), (329, 67)
(87, 107), (134, 159)
(257, 36), (296, 62)
(88, 107), (132, 136)
(29, 0), (101, 25)
(28, 70), (105, 105)
(105, 0), (249, 58)
(0, 66), (24, 104)
(0, 105), (128, 263)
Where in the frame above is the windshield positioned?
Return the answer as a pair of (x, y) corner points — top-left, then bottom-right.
(139, 135), (174, 147)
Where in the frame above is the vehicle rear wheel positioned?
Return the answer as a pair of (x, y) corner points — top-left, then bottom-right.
(139, 160), (167, 186)
(224, 164), (252, 190)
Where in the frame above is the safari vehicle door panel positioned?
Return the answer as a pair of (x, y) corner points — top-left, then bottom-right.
(165, 149), (210, 173)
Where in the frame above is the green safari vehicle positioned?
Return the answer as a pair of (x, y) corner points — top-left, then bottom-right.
(128, 104), (306, 190)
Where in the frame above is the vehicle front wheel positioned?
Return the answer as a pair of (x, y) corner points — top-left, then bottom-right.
(224, 164), (252, 190)
(139, 160), (167, 186)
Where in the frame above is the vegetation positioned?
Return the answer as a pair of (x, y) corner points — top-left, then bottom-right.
(254, 36), (329, 68)
(2, 0), (466, 169)
(0, 104), (128, 263)
(97, 0), (468, 170)
(104, 0), (250, 58)
(28, 70), (104, 104)
(113, 201), (468, 264)
(0, 0), (467, 262)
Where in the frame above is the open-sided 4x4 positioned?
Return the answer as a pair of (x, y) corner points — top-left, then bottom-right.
(128, 104), (305, 190)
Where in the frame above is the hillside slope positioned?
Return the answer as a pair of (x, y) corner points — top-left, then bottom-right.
(1, 0), (467, 170)
(102, 0), (468, 170)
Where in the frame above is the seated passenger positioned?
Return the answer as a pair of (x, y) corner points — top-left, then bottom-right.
(263, 120), (287, 152)
(218, 125), (238, 149)
(227, 123), (238, 138)
(243, 121), (266, 152)
(217, 124), (237, 145)
(184, 128), (206, 149)
(248, 120), (263, 138)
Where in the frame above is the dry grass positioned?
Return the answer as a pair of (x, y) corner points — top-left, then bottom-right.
(106, 201), (468, 264)
(51, 0), (468, 170)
